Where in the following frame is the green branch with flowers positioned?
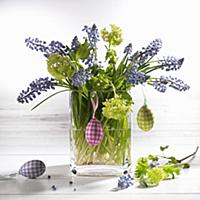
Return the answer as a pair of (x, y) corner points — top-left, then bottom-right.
(134, 145), (198, 188)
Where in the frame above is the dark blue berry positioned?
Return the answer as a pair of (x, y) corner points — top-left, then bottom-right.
(52, 185), (56, 191)
(71, 168), (77, 175)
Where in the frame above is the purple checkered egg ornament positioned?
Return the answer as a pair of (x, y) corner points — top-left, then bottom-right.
(19, 160), (46, 179)
(85, 96), (104, 145)
(86, 117), (103, 145)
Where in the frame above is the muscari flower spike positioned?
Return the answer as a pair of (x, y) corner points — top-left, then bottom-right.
(136, 38), (162, 65)
(127, 65), (150, 85)
(159, 56), (184, 71)
(25, 37), (69, 57)
(72, 69), (91, 87)
(118, 174), (134, 189)
(17, 77), (56, 103)
(84, 51), (99, 67)
(71, 36), (80, 51)
(153, 80), (167, 93)
(82, 24), (100, 48)
(153, 75), (190, 92)
(167, 76), (190, 91)
(124, 43), (132, 55)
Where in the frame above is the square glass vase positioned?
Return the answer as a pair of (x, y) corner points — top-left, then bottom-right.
(69, 91), (133, 176)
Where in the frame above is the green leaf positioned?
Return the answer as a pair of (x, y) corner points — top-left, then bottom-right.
(81, 84), (89, 98)
(75, 39), (91, 60)
(31, 89), (69, 111)
(148, 154), (159, 161)
(168, 156), (179, 164)
(162, 165), (180, 179)
(87, 73), (111, 92)
(182, 163), (190, 169)
(135, 146), (191, 188)
(160, 145), (169, 152)
(134, 157), (149, 179)
(139, 180), (148, 188)
(47, 53), (77, 81)
(105, 49), (117, 64)
(105, 64), (115, 76)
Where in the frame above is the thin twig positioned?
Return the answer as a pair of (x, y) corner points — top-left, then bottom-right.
(178, 146), (199, 163)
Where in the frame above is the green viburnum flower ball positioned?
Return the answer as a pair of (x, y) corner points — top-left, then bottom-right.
(101, 24), (123, 47)
(147, 168), (165, 186)
(102, 95), (132, 120)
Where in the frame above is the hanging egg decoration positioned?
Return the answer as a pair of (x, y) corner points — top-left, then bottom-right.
(137, 104), (154, 132)
(86, 117), (104, 145)
(19, 160), (46, 179)
(85, 95), (104, 146)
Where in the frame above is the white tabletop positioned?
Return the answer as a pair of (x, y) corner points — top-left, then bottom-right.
(0, 99), (200, 200)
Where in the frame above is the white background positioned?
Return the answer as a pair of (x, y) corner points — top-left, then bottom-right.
(0, 0), (199, 109)
(0, 1), (200, 198)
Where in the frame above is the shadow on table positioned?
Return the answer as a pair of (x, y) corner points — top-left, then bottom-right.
(45, 164), (116, 189)
(0, 164), (116, 194)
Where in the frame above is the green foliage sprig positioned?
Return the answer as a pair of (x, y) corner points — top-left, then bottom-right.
(134, 146), (198, 187)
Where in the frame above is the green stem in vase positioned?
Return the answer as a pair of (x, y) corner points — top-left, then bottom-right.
(71, 90), (131, 166)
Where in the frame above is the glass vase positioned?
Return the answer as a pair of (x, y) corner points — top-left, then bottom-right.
(69, 91), (133, 176)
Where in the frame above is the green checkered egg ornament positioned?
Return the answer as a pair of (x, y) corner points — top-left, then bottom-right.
(137, 104), (154, 132)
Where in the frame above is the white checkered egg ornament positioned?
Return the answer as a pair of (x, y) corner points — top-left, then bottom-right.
(85, 97), (104, 145)
(19, 160), (46, 179)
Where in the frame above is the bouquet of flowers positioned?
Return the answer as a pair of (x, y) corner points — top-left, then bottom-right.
(17, 24), (189, 173)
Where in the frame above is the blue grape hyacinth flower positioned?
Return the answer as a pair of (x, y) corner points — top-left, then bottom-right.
(72, 69), (91, 87)
(127, 65), (150, 85)
(159, 56), (184, 71)
(71, 36), (80, 51)
(153, 76), (190, 92)
(118, 174), (134, 189)
(82, 24), (100, 48)
(17, 77), (56, 103)
(25, 37), (69, 57)
(136, 39), (162, 65)
(124, 43), (133, 55)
